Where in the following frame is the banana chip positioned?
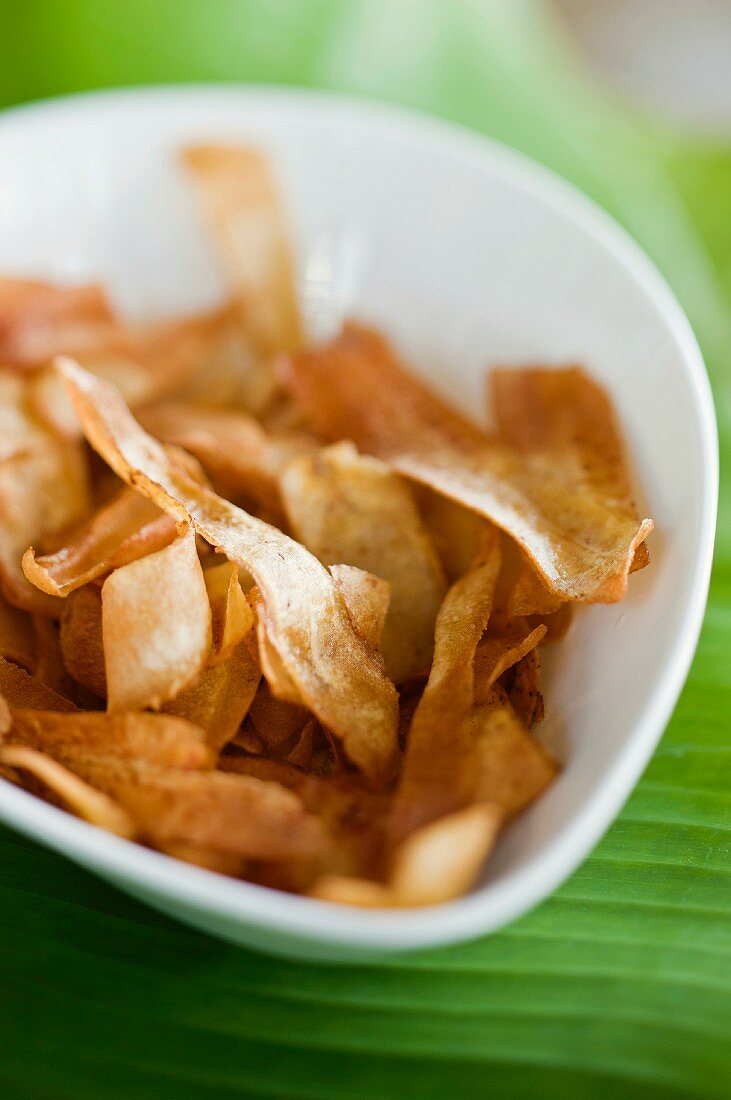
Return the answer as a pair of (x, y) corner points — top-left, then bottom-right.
(282, 323), (652, 603)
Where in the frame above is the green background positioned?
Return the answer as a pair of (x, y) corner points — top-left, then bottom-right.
(0, 2), (729, 1096)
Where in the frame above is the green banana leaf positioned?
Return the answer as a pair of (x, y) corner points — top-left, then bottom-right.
(0, 3), (729, 1097)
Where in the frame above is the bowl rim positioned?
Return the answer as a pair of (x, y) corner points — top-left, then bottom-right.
(0, 83), (718, 952)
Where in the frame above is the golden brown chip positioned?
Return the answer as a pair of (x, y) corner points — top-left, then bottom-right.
(73, 308), (229, 408)
(472, 693), (558, 816)
(0, 594), (35, 670)
(0, 278), (116, 365)
(329, 564), (390, 653)
(139, 400), (313, 519)
(473, 623), (546, 704)
(282, 323), (652, 603)
(501, 648), (544, 728)
(311, 802), (502, 908)
(390, 803), (502, 906)
(0, 657), (77, 712)
(158, 841), (248, 877)
(0, 743), (135, 838)
(0, 430), (91, 614)
(181, 145), (302, 355)
(491, 532), (563, 620)
(102, 523), (211, 712)
(491, 362), (653, 584)
(163, 638), (260, 751)
(31, 615), (74, 699)
(247, 586), (307, 707)
(281, 443), (447, 681)
(203, 560), (254, 664)
(389, 528), (501, 845)
(59, 359), (399, 782)
(249, 681), (309, 750)
(225, 753), (387, 878)
(175, 303), (279, 415)
(75, 759), (327, 861)
(59, 585), (107, 699)
(308, 875), (394, 907)
(26, 366), (81, 441)
(415, 487), (487, 584)
(4, 709), (213, 769)
(281, 718), (317, 769)
(23, 486), (177, 598)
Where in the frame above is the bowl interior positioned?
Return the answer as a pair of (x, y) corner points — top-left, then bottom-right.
(0, 88), (716, 956)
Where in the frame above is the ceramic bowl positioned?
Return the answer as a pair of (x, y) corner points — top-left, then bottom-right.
(0, 87), (717, 960)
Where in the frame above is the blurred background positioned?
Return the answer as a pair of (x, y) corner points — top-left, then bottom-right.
(0, 3), (729, 1098)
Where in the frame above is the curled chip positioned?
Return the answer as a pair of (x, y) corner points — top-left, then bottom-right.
(0, 594), (36, 671)
(163, 639), (261, 752)
(59, 585), (107, 699)
(139, 401), (313, 520)
(102, 523), (211, 712)
(23, 486), (177, 598)
(0, 425), (91, 614)
(0, 743), (135, 838)
(0, 277), (116, 365)
(181, 145), (302, 355)
(473, 622), (547, 703)
(472, 690), (558, 817)
(281, 442), (446, 682)
(203, 560), (254, 664)
(390, 803), (502, 906)
(282, 323), (652, 603)
(0, 657), (77, 712)
(389, 528), (501, 845)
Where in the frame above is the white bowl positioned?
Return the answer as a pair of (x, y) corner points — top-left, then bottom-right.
(0, 86), (717, 960)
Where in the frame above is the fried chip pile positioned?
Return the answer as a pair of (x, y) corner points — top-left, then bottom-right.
(0, 143), (653, 907)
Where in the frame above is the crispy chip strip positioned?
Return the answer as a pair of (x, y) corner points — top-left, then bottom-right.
(281, 443), (447, 682)
(181, 145), (302, 354)
(23, 486), (177, 598)
(415, 488), (487, 584)
(329, 564), (390, 652)
(203, 560), (254, 664)
(4, 710), (213, 769)
(502, 649), (544, 728)
(102, 523), (211, 712)
(390, 803), (502, 906)
(176, 303), (279, 416)
(282, 323), (652, 603)
(311, 804), (502, 908)
(0, 657), (77, 712)
(139, 401), (313, 518)
(491, 363), (653, 588)
(473, 623), (546, 703)
(225, 755), (389, 877)
(58, 359), (398, 781)
(74, 760), (327, 861)
(31, 615), (73, 699)
(1, 433), (91, 615)
(0, 595), (35, 670)
(389, 529), (501, 844)
(472, 692), (558, 816)
(163, 639), (261, 752)
(73, 308), (230, 409)
(59, 586), (107, 699)
(309, 875), (394, 908)
(0, 744), (135, 838)
(248, 682), (309, 750)
(0, 278), (116, 365)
